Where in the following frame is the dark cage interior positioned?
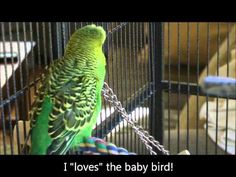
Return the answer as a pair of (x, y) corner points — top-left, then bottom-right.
(0, 22), (235, 155)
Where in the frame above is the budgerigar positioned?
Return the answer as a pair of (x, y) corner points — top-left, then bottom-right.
(30, 24), (106, 155)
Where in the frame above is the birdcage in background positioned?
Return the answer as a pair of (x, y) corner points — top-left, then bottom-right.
(0, 22), (235, 155)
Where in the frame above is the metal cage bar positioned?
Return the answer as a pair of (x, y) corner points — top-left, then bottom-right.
(149, 23), (164, 146)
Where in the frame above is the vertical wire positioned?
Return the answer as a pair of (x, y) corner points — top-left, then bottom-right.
(23, 22), (31, 107)
(145, 24), (149, 154)
(103, 22), (107, 140)
(112, 22), (119, 142)
(150, 23), (154, 153)
(15, 23), (24, 95)
(225, 23), (230, 154)
(143, 22), (150, 154)
(5, 23), (14, 154)
(137, 22), (141, 153)
(68, 22), (71, 40)
(48, 22), (53, 63)
(9, 22), (21, 154)
(124, 22), (129, 151)
(135, 22), (139, 153)
(131, 22), (137, 152)
(103, 22), (107, 141)
(116, 23), (121, 147)
(114, 22), (119, 145)
(107, 22), (112, 142)
(139, 23), (142, 154)
(139, 23), (143, 154)
(133, 22), (139, 152)
(215, 23), (220, 154)
(167, 23), (171, 151)
(196, 23), (200, 154)
(28, 22), (36, 154)
(186, 23), (190, 151)
(29, 22), (37, 102)
(152, 23), (155, 146)
(128, 23), (133, 152)
(104, 22), (110, 142)
(80, 22), (83, 28)
(100, 22), (105, 140)
(16, 22), (26, 143)
(1, 22), (10, 154)
(147, 22), (154, 154)
(42, 22), (48, 66)
(118, 22), (124, 145)
(22, 22), (30, 142)
(73, 22), (77, 31)
(0, 90), (6, 154)
(62, 22), (67, 53)
(136, 22), (142, 153)
(206, 22), (210, 154)
(110, 22), (115, 143)
(119, 22), (125, 149)
(177, 22), (181, 153)
(74, 22), (77, 32)
(36, 22), (41, 67)
(147, 23), (153, 154)
(56, 22), (62, 58)
(139, 22), (144, 154)
(5, 23), (15, 154)
(151, 23), (157, 154)
(0, 27), (7, 155)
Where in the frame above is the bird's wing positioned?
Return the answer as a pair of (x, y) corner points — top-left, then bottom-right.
(47, 76), (97, 155)
(30, 58), (63, 129)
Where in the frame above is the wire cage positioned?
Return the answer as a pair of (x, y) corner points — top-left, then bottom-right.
(0, 22), (235, 155)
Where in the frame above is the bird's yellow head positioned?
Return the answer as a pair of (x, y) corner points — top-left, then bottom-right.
(66, 24), (106, 49)
(77, 24), (106, 45)
(63, 24), (106, 78)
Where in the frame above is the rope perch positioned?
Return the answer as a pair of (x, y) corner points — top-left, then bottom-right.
(69, 137), (136, 155)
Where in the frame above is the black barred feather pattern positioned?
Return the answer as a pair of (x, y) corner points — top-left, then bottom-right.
(30, 56), (99, 155)
(30, 58), (64, 128)
(47, 77), (97, 155)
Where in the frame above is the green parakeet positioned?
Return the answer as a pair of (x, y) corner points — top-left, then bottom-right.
(29, 24), (106, 155)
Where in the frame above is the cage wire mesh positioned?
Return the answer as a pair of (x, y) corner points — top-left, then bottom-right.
(0, 22), (235, 155)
